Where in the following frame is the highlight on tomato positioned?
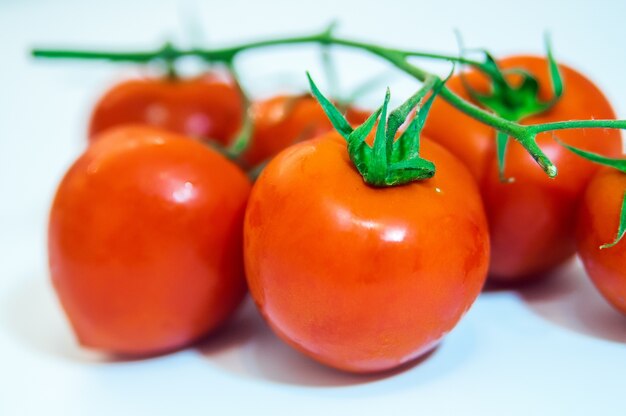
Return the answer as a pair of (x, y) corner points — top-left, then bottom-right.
(558, 142), (626, 315)
(243, 76), (490, 373)
(49, 125), (250, 356)
(88, 71), (243, 144)
(424, 50), (622, 283)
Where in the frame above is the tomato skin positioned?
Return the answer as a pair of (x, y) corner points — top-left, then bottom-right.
(244, 133), (489, 373)
(243, 95), (368, 167)
(49, 125), (250, 355)
(88, 73), (242, 143)
(424, 56), (622, 282)
(577, 168), (626, 314)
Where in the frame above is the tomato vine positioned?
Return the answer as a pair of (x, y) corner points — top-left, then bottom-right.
(32, 25), (626, 179)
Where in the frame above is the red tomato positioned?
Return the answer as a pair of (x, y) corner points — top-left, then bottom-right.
(49, 125), (250, 355)
(577, 168), (626, 314)
(244, 133), (489, 373)
(242, 95), (369, 167)
(90, 83), (367, 169)
(88, 73), (242, 143)
(424, 56), (622, 282)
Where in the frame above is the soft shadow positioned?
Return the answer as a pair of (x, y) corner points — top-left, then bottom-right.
(482, 266), (563, 293)
(196, 297), (475, 389)
(1, 276), (192, 364)
(196, 299), (385, 387)
(2, 276), (475, 388)
(1, 276), (105, 362)
(518, 259), (626, 343)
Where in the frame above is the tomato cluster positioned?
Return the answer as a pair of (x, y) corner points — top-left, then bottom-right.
(48, 49), (624, 373)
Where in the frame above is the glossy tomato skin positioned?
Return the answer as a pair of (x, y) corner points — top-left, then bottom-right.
(424, 56), (622, 282)
(242, 95), (368, 167)
(49, 125), (251, 356)
(577, 168), (626, 314)
(244, 133), (489, 373)
(88, 73), (242, 143)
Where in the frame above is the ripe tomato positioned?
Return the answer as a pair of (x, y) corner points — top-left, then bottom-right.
(242, 95), (368, 167)
(88, 73), (242, 143)
(49, 125), (250, 355)
(577, 168), (626, 314)
(424, 56), (622, 282)
(244, 133), (489, 373)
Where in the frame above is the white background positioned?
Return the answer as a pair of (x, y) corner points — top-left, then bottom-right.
(1, 0), (626, 415)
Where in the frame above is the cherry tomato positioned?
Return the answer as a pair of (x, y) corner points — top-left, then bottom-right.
(424, 56), (622, 282)
(49, 125), (250, 355)
(244, 133), (489, 373)
(88, 73), (242, 143)
(242, 95), (369, 167)
(577, 168), (626, 314)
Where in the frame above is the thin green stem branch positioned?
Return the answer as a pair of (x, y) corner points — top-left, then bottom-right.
(32, 49), (161, 62)
(528, 119), (626, 134)
(224, 62), (254, 158)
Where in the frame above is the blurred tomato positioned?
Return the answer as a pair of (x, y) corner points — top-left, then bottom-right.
(88, 73), (242, 144)
(577, 167), (626, 315)
(242, 95), (369, 167)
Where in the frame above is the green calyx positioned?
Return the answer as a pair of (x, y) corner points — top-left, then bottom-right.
(308, 73), (442, 187)
(463, 36), (563, 122)
(461, 36), (564, 182)
(558, 139), (626, 249)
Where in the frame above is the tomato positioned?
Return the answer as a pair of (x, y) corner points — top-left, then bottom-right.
(424, 56), (622, 282)
(88, 73), (242, 143)
(242, 95), (369, 167)
(49, 125), (250, 355)
(90, 82), (367, 168)
(243, 132), (489, 373)
(577, 168), (626, 314)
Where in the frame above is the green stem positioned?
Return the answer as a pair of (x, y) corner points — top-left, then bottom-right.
(528, 119), (626, 134)
(32, 48), (161, 62)
(32, 33), (486, 67)
(32, 29), (626, 177)
(31, 34), (326, 63)
(223, 62), (254, 158)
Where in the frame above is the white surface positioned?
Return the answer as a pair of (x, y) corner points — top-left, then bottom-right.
(1, 0), (626, 415)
